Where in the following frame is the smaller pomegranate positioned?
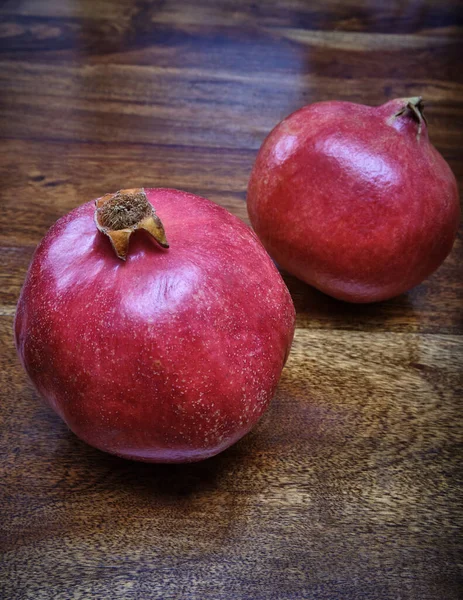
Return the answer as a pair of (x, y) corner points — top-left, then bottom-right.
(15, 188), (295, 463)
(248, 97), (460, 303)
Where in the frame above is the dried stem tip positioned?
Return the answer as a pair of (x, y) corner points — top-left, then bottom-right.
(95, 188), (169, 260)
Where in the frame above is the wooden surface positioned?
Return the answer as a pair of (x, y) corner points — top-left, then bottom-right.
(1, 1), (462, 598)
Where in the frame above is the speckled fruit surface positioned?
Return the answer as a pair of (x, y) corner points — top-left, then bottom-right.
(247, 98), (460, 303)
(15, 188), (295, 463)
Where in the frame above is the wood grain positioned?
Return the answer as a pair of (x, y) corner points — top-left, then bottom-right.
(1, 1), (462, 599)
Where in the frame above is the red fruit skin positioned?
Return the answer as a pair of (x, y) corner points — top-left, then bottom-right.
(248, 99), (460, 303)
(15, 189), (295, 463)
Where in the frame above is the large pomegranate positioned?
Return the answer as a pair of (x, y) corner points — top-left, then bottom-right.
(248, 97), (460, 303)
(15, 188), (295, 462)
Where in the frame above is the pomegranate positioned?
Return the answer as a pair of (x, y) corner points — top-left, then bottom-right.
(248, 97), (460, 303)
(15, 188), (295, 462)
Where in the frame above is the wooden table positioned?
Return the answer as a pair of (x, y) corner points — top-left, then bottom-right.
(1, 1), (462, 599)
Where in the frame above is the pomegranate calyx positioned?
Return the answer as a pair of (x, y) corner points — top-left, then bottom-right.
(94, 188), (169, 260)
(393, 96), (427, 138)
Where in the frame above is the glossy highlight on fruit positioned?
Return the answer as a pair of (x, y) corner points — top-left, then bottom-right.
(15, 188), (295, 463)
(248, 97), (460, 303)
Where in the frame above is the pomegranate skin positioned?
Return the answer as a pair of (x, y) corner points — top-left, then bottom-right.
(248, 98), (460, 302)
(15, 189), (295, 463)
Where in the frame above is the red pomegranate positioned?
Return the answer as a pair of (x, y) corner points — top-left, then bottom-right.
(15, 188), (295, 462)
(248, 97), (460, 303)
